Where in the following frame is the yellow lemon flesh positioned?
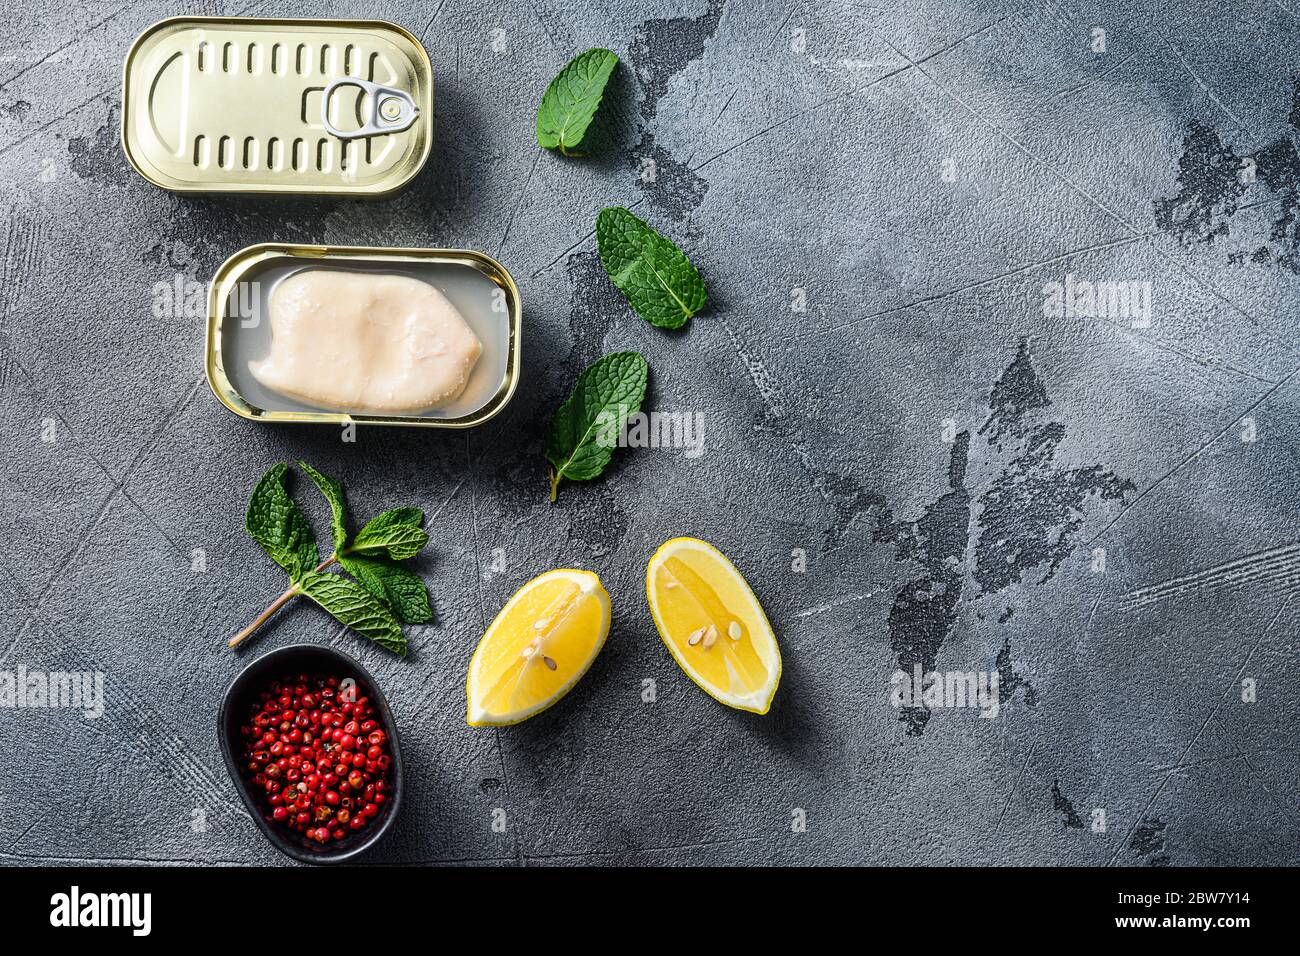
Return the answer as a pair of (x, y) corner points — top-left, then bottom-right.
(466, 569), (610, 726)
(646, 537), (781, 714)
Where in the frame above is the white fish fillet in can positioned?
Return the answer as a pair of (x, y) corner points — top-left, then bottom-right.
(249, 270), (483, 414)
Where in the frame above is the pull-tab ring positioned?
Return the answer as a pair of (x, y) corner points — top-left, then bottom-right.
(320, 78), (419, 140)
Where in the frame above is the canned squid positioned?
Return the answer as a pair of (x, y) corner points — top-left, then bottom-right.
(207, 244), (522, 429)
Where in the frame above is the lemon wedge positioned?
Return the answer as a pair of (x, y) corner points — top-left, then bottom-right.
(466, 569), (611, 726)
(646, 537), (781, 714)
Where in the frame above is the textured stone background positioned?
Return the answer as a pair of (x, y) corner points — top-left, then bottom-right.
(0, 0), (1297, 866)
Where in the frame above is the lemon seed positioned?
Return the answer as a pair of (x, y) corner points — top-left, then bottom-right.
(687, 627), (705, 646)
(542, 655), (557, 670)
(702, 625), (719, 648)
(728, 621), (742, 640)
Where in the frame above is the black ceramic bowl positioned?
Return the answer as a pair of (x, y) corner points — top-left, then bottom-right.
(218, 644), (403, 864)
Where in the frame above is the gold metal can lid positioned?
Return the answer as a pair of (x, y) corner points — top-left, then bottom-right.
(121, 17), (433, 196)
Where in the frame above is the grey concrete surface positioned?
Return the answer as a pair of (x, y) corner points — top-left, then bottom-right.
(0, 0), (1297, 866)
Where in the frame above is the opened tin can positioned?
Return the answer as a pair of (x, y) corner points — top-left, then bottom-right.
(207, 244), (522, 428)
(122, 17), (432, 195)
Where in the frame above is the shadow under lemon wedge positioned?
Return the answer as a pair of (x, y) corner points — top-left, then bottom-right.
(646, 537), (781, 714)
(466, 569), (611, 726)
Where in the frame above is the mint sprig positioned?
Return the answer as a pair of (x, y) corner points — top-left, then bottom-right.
(545, 351), (649, 501)
(596, 207), (707, 329)
(536, 48), (619, 156)
(230, 461), (434, 655)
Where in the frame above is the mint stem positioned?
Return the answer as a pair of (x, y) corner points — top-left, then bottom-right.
(228, 555), (338, 649)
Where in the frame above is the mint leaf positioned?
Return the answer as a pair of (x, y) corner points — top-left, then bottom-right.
(536, 48), (619, 155)
(352, 508), (429, 560)
(340, 553), (433, 625)
(298, 460), (347, 553)
(544, 351), (649, 501)
(596, 207), (707, 329)
(245, 464), (318, 580)
(298, 571), (407, 656)
(342, 509), (430, 623)
(366, 506), (424, 528)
